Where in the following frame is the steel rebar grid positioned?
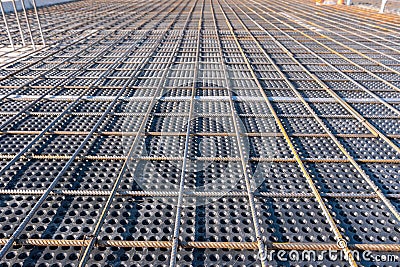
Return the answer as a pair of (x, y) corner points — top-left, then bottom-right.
(0, 0), (180, 133)
(0, 0), (400, 266)
(169, 0), (204, 265)
(0, 0), (195, 260)
(216, 0), (357, 265)
(229, 0), (400, 222)
(234, 0), (400, 221)
(0, 30), (145, 258)
(77, 0), (200, 265)
(0, 0), (155, 67)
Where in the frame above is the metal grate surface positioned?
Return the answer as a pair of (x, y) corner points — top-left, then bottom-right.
(0, 0), (400, 266)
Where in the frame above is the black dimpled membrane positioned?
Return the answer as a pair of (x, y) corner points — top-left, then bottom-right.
(1, 0), (400, 266)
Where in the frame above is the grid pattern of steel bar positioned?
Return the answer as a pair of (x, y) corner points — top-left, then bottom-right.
(230, 0), (400, 222)
(0, 0), (399, 266)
